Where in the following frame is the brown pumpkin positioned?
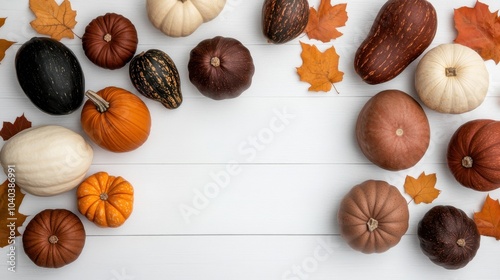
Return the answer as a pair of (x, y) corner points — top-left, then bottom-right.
(22, 209), (86, 268)
(188, 36), (255, 100)
(81, 86), (151, 153)
(337, 180), (409, 254)
(447, 119), (500, 191)
(77, 172), (134, 227)
(82, 13), (138, 70)
(418, 205), (480, 269)
(356, 90), (430, 171)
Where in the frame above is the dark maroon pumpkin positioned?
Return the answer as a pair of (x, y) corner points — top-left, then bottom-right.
(188, 36), (255, 100)
(356, 90), (430, 171)
(418, 205), (480, 269)
(82, 13), (138, 70)
(447, 119), (500, 192)
(22, 209), (86, 268)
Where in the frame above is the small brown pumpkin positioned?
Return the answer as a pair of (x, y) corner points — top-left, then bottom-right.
(447, 119), (500, 191)
(418, 205), (480, 269)
(77, 172), (134, 228)
(188, 36), (255, 100)
(82, 13), (138, 70)
(356, 90), (430, 171)
(80, 86), (151, 153)
(337, 180), (409, 254)
(22, 209), (86, 268)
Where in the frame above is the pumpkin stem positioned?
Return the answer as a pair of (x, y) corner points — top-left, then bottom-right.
(48, 235), (59, 244)
(395, 128), (404, 137)
(461, 156), (473, 168)
(457, 238), (466, 247)
(100, 193), (109, 201)
(104, 33), (112, 42)
(366, 218), (378, 232)
(85, 90), (110, 113)
(445, 67), (457, 77)
(210, 57), (221, 67)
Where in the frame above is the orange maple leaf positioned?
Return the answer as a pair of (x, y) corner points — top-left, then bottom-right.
(0, 18), (15, 62)
(0, 179), (27, 248)
(474, 195), (500, 240)
(404, 172), (440, 204)
(0, 114), (32, 141)
(454, 1), (500, 63)
(29, 0), (78, 41)
(305, 1), (348, 43)
(296, 42), (344, 92)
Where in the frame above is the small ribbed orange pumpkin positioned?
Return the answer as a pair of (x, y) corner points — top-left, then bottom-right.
(77, 172), (134, 227)
(81, 86), (151, 153)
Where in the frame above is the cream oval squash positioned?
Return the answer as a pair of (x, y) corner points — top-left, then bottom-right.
(415, 43), (489, 114)
(146, 0), (226, 37)
(0, 125), (93, 196)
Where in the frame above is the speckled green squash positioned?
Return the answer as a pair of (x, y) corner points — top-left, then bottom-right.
(129, 49), (182, 109)
(15, 37), (85, 115)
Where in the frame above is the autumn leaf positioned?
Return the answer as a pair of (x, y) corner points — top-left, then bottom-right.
(296, 42), (344, 92)
(404, 172), (440, 204)
(474, 195), (500, 240)
(0, 179), (28, 248)
(29, 0), (78, 41)
(0, 114), (32, 141)
(454, 1), (500, 63)
(305, 1), (348, 43)
(0, 18), (16, 62)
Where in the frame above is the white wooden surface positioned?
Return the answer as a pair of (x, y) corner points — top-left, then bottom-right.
(1, 0), (500, 279)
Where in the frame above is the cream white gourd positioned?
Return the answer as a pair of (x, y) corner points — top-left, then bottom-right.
(0, 125), (93, 196)
(146, 0), (226, 37)
(415, 43), (489, 114)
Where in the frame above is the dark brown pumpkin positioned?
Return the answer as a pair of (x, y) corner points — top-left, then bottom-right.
(447, 119), (500, 192)
(188, 36), (255, 100)
(418, 205), (480, 269)
(22, 209), (86, 268)
(82, 13), (138, 70)
(261, 0), (309, 44)
(354, 0), (437, 84)
(356, 90), (430, 171)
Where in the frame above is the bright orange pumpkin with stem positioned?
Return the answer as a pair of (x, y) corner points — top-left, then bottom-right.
(81, 86), (151, 153)
(77, 172), (134, 227)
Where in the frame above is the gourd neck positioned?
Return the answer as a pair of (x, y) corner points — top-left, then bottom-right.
(85, 90), (110, 113)
(446, 67), (457, 77)
(462, 156), (473, 168)
(367, 218), (378, 232)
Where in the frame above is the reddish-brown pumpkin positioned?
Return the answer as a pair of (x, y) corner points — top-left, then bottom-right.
(82, 13), (138, 69)
(81, 86), (151, 153)
(356, 90), (430, 171)
(77, 172), (134, 228)
(22, 209), (86, 268)
(447, 119), (500, 191)
(337, 180), (409, 254)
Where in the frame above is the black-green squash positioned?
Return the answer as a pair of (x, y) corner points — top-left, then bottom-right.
(129, 49), (182, 109)
(15, 37), (85, 115)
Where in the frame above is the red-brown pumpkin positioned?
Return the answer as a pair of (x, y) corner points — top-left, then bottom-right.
(337, 180), (409, 253)
(356, 90), (430, 171)
(22, 209), (86, 268)
(81, 87), (151, 153)
(82, 13), (138, 69)
(447, 119), (500, 191)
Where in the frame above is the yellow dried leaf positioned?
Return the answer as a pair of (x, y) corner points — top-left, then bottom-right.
(404, 172), (440, 204)
(29, 0), (77, 41)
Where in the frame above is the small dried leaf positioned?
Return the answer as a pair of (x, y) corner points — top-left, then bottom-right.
(0, 18), (15, 62)
(0, 114), (32, 141)
(29, 0), (77, 41)
(296, 42), (344, 92)
(305, 1), (348, 42)
(404, 172), (440, 204)
(474, 195), (500, 240)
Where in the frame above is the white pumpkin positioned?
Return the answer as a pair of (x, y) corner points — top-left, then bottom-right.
(415, 43), (489, 114)
(146, 0), (227, 37)
(0, 125), (93, 196)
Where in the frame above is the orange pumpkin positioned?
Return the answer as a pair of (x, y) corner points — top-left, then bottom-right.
(77, 172), (134, 227)
(81, 86), (151, 153)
